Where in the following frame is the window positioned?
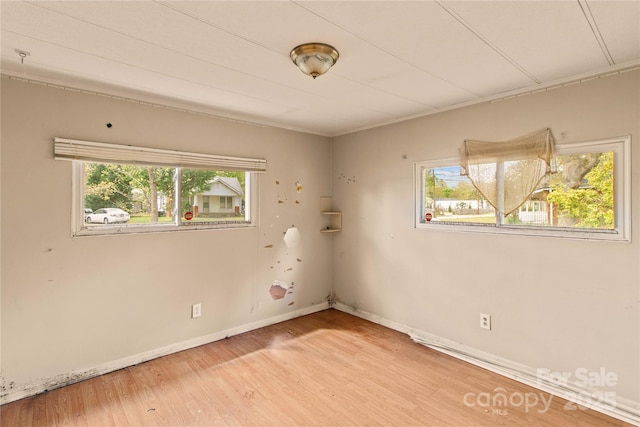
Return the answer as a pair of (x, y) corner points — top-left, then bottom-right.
(220, 196), (232, 209)
(415, 136), (630, 241)
(55, 138), (265, 235)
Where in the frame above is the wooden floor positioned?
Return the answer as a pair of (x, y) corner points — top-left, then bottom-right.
(1, 309), (633, 426)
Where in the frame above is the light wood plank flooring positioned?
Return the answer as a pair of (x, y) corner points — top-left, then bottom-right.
(1, 309), (633, 426)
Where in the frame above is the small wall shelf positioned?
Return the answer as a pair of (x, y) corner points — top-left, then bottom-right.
(320, 197), (342, 233)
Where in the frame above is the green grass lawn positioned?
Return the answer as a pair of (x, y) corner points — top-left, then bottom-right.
(435, 214), (495, 224)
(128, 215), (174, 224)
(128, 214), (245, 224)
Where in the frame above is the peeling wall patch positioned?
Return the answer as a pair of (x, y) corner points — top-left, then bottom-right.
(269, 280), (289, 300)
(283, 227), (301, 248)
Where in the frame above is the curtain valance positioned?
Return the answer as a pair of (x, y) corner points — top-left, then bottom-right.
(459, 129), (555, 216)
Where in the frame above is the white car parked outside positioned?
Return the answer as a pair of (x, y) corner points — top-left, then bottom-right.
(86, 208), (130, 224)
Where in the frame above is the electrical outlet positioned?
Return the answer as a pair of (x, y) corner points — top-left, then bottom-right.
(192, 303), (202, 319)
(480, 313), (491, 330)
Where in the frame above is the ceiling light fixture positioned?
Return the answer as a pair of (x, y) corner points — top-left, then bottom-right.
(290, 43), (339, 79)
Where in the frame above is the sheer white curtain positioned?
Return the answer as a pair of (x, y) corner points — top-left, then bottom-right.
(460, 129), (555, 216)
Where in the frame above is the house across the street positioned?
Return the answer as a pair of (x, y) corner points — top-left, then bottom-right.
(192, 176), (244, 217)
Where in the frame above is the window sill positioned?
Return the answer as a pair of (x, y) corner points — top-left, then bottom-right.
(415, 221), (629, 242)
(75, 221), (255, 237)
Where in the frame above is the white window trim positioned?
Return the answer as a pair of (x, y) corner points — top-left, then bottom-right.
(60, 137), (264, 237)
(414, 135), (631, 242)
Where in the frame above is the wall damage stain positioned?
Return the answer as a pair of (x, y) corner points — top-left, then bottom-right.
(338, 173), (357, 184)
(264, 244), (274, 248)
(3, 369), (104, 400)
(286, 282), (295, 306)
(297, 258), (302, 262)
(269, 280), (288, 300)
(327, 291), (337, 306)
(270, 281), (296, 305)
(0, 381), (16, 394)
(276, 191), (288, 204)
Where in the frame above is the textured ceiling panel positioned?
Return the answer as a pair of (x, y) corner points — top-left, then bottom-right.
(587, 0), (640, 65)
(301, 1), (536, 95)
(1, 0), (638, 136)
(442, 1), (613, 81)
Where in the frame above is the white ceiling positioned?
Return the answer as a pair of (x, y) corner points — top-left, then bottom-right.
(2, 1), (639, 137)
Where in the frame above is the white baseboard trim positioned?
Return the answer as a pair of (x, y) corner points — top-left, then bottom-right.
(1, 302), (329, 405)
(333, 302), (640, 426)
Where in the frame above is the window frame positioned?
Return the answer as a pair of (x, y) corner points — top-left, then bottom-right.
(72, 163), (258, 236)
(414, 135), (631, 242)
(58, 137), (265, 237)
(220, 196), (233, 210)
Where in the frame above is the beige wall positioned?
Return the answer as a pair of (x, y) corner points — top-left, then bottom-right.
(2, 70), (639, 412)
(0, 77), (333, 399)
(332, 70), (640, 403)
